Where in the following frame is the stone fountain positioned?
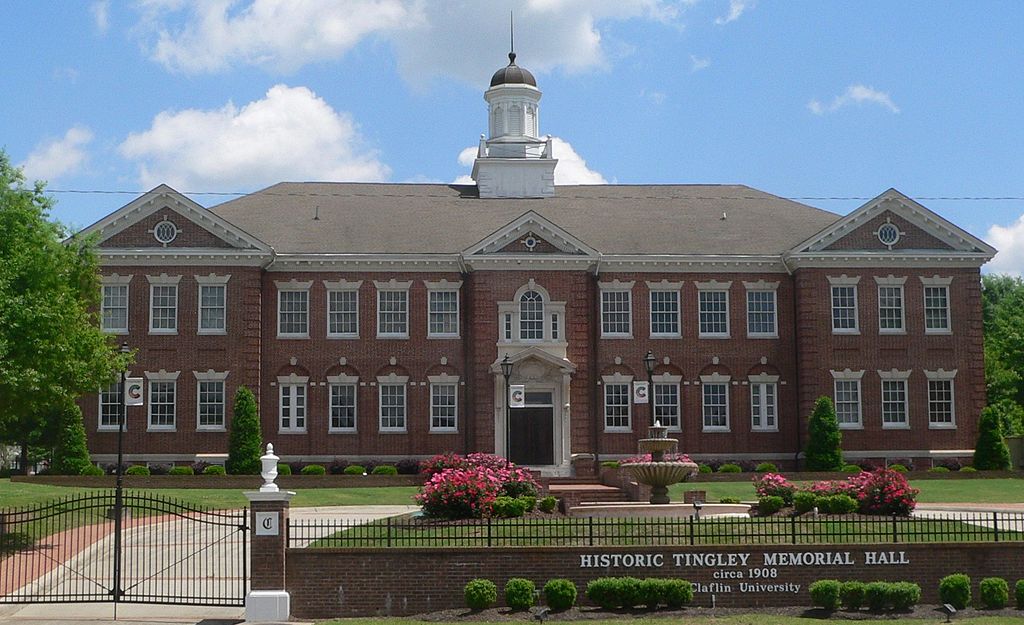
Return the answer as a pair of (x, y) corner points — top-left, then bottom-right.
(620, 422), (699, 504)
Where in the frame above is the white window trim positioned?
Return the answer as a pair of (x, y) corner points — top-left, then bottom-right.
(101, 274), (132, 335)
(144, 370), (179, 432)
(652, 373), (683, 431)
(875, 276), (907, 335)
(147, 274), (181, 335)
(828, 275), (861, 335)
(425, 279), (462, 339)
(428, 374), (460, 433)
(696, 282), (731, 339)
(647, 281), (683, 338)
(375, 280), (412, 339)
(699, 373), (731, 432)
(377, 373), (410, 432)
(97, 381), (124, 432)
(601, 373), (633, 432)
(924, 369), (958, 429)
(921, 276), (953, 335)
(599, 280), (635, 338)
(327, 373), (359, 433)
(830, 369), (864, 429)
(325, 280), (362, 339)
(193, 370), (228, 432)
(277, 374), (310, 433)
(748, 373), (780, 432)
(744, 286), (779, 339)
(196, 274), (230, 336)
(879, 374), (910, 430)
(276, 280), (313, 339)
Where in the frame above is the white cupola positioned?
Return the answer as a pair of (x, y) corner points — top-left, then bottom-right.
(471, 52), (557, 198)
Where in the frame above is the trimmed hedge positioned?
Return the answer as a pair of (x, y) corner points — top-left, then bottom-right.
(757, 495), (785, 515)
(809, 580), (840, 610)
(1016, 579), (1024, 609)
(543, 579), (577, 611)
(203, 465), (226, 475)
(301, 464), (326, 475)
(939, 574), (971, 610)
(464, 579), (497, 610)
(538, 496), (558, 513)
(504, 578), (535, 611)
(839, 581), (866, 610)
(585, 577), (692, 610)
(371, 464), (398, 475)
(125, 465), (150, 476)
(168, 466), (194, 475)
(344, 465), (366, 475)
(815, 580), (919, 612)
(980, 577), (1009, 609)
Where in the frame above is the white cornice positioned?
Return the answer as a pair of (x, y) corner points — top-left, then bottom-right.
(100, 248), (269, 267)
(787, 251), (991, 269)
(270, 254), (462, 272)
(598, 255), (787, 273)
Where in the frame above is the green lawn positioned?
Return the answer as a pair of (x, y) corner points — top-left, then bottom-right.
(0, 479), (418, 510)
(315, 616), (1024, 625)
(670, 478), (1024, 504)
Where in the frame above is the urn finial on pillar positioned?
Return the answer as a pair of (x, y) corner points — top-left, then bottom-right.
(260, 443), (279, 492)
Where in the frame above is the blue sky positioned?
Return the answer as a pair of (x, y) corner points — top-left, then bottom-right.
(3, 1), (1024, 272)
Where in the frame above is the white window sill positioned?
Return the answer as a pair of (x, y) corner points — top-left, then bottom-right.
(838, 424), (864, 430)
(882, 424), (910, 430)
(327, 334), (360, 340)
(376, 334), (410, 340)
(603, 427), (633, 433)
(149, 329), (178, 335)
(747, 333), (779, 339)
(197, 427), (226, 432)
(97, 426), (122, 432)
(650, 334), (681, 339)
(832, 329), (860, 335)
(428, 334), (461, 339)
(701, 427), (731, 433)
(147, 427), (177, 432)
(430, 429), (459, 434)
(751, 428), (779, 433)
(879, 329), (906, 335)
(103, 328), (129, 335)
(925, 329), (953, 335)
(329, 428), (357, 434)
(698, 334), (730, 339)
(277, 334), (310, 339)
(278, 429), (307, 434)
(379, 428), (408, 434)
(198, 329), (227, 336)
(601, 333), (634, 340)
(929, 423), (957, 430)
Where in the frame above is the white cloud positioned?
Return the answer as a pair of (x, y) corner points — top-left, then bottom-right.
(715, 0), (751, 24)
(137, 0), (685, 83)
(20, 125), (94, 182)
(640, 88), (666, 105)
(808, 84), (900, 115)
(987, 216), (1024, 276)
(118, 84), (390, 190)
(91, 0), (110, 33)
(453, 137), (606, 185)
(690, 54), (710, 72)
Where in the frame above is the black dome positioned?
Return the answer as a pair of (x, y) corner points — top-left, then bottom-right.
(490, 52), (537, 87)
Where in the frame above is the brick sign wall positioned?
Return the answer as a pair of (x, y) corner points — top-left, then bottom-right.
(286, 543), (1024, 618)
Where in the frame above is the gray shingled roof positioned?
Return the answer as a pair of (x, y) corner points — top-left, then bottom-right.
(210, 183), (840, 255)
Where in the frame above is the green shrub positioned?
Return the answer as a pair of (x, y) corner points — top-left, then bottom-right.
(698, 463), (712, 474)
(504, 578), (535, 611)
(960, 466), (978, 473)
(887, 463), (908, 473)
(939, 573), (971, 610)
(585, 578), (620, 610)
(757, 495), (785, 515)
(344, 465), (366, 475)
(719, 497), (741, 504)
(865, 581), (891, 611)
(518, 495), (537, 512)
(203, 465), (226, 475)
(1015, 579), (1024, 609)
(371, 464), (398, 475)
(226, 386), (262, 475)
(755, 462), (778, 473)
(718, 463), (742, 473)
(841, 464), (862, 473)
(80, 464), (104, 476)
(616, 577), (642, 608)
(168, 465), (194, 475)
(840, 580), (866, 610)
(277, 463), (292, 475)
(805, 396), (843, 471)
(889, 582), (921, 610)
(543, 579), (577, 611)
(975, 405), (1012, 470)
(929, 466), (951, 473)
(491, 496), (528, 518)
(464, 579), (497, 610)
(794, 491), (818, 514)
(638, 578), (666, 609)
(125, 465), (150, 476)
(538, 496), (558, 513)
(301, 464), (326, 475)
(809, 580), (841, 610)
(600, 460), (620, 468)
(663, 579), (693, 608)
(51, 401), (92, 476)
(980, 577), (1009, 609)
(821, 494), (858, 514)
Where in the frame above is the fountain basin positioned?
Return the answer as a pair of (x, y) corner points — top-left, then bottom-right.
(619, 461), (698, 487)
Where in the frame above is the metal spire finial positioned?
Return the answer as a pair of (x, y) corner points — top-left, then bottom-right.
(508, 11), (516, 65)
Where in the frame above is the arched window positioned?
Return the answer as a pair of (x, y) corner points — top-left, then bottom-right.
(519, 290), (544, 340)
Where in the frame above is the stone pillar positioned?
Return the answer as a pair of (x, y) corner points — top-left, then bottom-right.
(243, 443), (295, 623)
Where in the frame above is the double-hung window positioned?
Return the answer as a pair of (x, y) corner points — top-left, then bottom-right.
(429, 376), (458, 432)
(602, 376), (632, 431)
(745, 281), (779, 338)
(653, 376), (681, 430)
(881, 378), (909, 428)
(378, 375), (408, 432)
(876, 276), (906, 333)
(648, 282), (681, 337)
(376, 280), (411, 338)
(828, 275), (860, 333)
(749, 375), (779, 432)
(922, 276), (953, 334)
(831, 369), (864, 428)
(146, 370), (179, 431)
(98, 383), (121, 430)
(426, 281), (461, 338)
(278, 377), (307, 432)
(194, 370), (228, 430)
(599, 282), (633, 337)
(328, 375), (358, 432)
(101, 274), (131, 334)
(701, 374), (730, 431)
(148, 274), (180, 334)
(325, 280), (361, 338)
(276, 280), (312, 338)
(697, 281), (731, 338)
(197, 274), (229, 334)
(926, 369), (957, 428)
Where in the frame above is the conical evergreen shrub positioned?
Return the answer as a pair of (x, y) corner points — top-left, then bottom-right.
(974, 405), (1011, 470)
(805, 396), (844, 471)
(226, 386), (262, 475)
(51, 400), (93, 475)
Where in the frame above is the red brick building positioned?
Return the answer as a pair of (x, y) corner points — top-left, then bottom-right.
(78, 54), (995, 473)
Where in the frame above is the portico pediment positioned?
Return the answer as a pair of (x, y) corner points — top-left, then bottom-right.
(490, 346), (577, 375)
(464, 211), (599, 257)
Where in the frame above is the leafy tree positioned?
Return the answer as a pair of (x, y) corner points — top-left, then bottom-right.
(974, 404), (1012, 470)
(982, 274), (1024, 437)
(0, 151), (131, 473)
(226, 386), (262, 474)
(50, 400), (92, 475)
(805, 396), (844, 471)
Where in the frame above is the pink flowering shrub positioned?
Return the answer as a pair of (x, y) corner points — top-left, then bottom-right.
(621, 452), (693, 464)
(856, 468), (918, 516)
(753, 473), (796, 504)
(415, 453), (540, 518)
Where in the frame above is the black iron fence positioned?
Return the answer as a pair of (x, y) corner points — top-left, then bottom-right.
(288, 512), (1024, 549)
(0, 491), (247, 606)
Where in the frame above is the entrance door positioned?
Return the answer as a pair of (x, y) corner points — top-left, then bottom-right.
(509, 407), (554, 465)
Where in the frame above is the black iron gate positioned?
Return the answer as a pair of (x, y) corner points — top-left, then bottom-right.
(0, 491), (248, 606)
